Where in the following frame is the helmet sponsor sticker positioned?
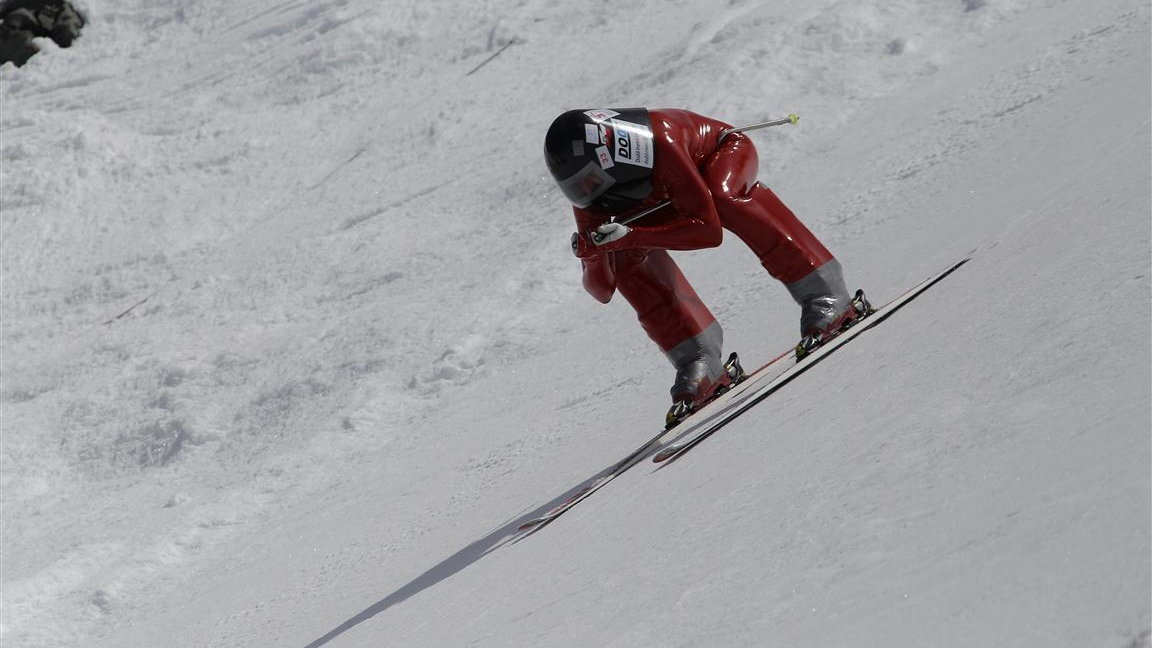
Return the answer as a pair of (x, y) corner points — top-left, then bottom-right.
(609, 120), (654, 168)
(558, 161), (615, 208)
(585, 123), (601, 144)
(594, 145), (614, 169)
(571, 139), (585, 157)
(584, 108), (620, 123)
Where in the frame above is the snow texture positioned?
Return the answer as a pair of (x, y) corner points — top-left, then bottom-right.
(1, 0), (1149, 646)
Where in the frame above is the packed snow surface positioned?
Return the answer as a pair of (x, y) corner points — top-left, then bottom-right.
(1, 0), (1149, 646)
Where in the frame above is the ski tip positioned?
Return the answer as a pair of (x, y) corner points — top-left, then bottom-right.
(652, 448), (676, 463)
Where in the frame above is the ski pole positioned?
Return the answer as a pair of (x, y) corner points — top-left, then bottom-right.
(594, 113), (800, 241)
(716, 113), (799, 142)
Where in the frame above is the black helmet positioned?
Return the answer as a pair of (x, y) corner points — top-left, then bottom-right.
(544, 108), (655, 211)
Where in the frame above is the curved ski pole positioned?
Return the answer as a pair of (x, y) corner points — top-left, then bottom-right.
(591, 113), (800, 244)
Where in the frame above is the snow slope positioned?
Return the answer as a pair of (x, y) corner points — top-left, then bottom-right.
(1, 0), (1148, 646)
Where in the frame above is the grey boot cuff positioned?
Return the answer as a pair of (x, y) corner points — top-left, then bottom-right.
(664, 320), (725, 399)
(785, 259), (852, 335)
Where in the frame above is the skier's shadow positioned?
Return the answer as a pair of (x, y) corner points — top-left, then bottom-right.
(300, 462), (625, 648)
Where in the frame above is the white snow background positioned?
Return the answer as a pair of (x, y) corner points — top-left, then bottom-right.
(1, 0), (1149, 646)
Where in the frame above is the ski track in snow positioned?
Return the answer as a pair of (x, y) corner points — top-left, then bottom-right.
(1, 0), (1148, 646)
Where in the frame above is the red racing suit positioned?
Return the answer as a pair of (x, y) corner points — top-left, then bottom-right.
(572, 109), (835, 353)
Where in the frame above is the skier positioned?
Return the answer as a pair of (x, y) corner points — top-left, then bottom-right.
(543, 107), (869, 428)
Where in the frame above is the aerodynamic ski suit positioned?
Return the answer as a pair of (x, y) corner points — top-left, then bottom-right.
(559, 109), (852, 403)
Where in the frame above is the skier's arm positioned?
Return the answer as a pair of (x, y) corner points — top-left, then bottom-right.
(573, 210), (617, 302)
(581, 253), (616, 303)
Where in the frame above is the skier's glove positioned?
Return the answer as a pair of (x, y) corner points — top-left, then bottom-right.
(571, 232), (598, 259)
(591, 222), (631, 246)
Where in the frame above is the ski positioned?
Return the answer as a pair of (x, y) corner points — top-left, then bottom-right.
(652, 256), (971, 464)
(512, 351), (797, 539)
(513, 256), (969, 538)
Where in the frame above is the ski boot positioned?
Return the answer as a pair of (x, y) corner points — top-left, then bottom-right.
(794, 289), (874, 361)
(665, 352), (746, 429)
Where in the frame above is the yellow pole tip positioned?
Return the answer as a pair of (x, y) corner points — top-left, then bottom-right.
(789, 113), (800, 124)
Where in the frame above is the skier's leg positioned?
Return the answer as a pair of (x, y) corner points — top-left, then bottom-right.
(703, 136), (855, 337)
(613, 250), (730, 407)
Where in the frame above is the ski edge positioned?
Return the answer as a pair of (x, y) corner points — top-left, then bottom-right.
(512, 430), (668, 538)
